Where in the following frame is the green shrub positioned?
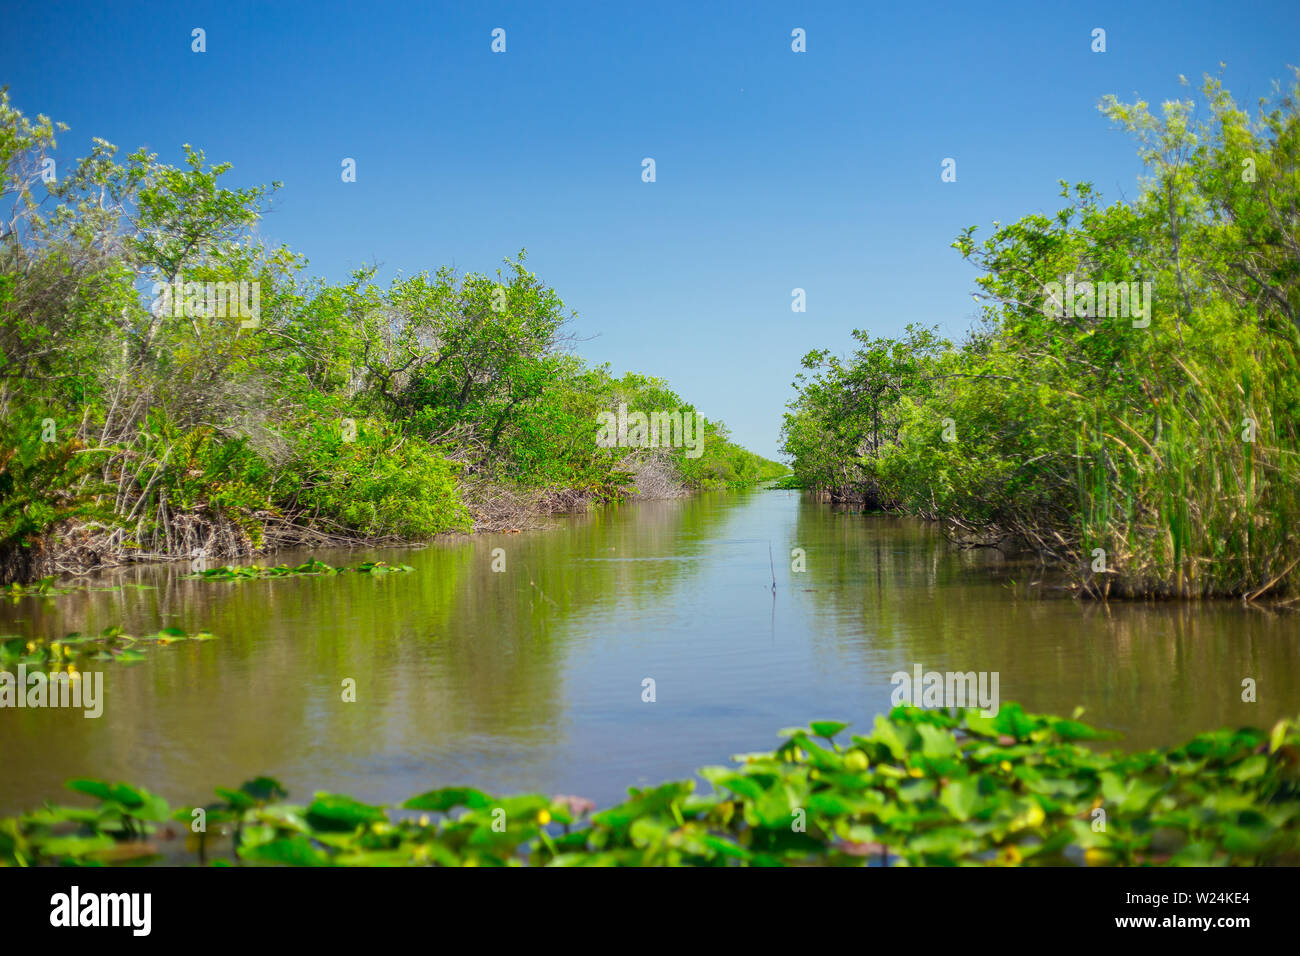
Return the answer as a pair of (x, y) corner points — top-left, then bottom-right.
(293, 419), (470, 538)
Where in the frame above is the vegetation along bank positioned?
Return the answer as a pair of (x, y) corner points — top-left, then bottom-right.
(0, 90), (786, 585)
(781, 75), (1300, 601)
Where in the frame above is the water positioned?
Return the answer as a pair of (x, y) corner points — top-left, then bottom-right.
(2, 490), (1297, 815)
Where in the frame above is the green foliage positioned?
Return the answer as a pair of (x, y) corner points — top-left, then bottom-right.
(678, 427), (790, 490)
(126, 413), (276, 548)
(3, 705), (1297, 866)
(126, 143), (279, 284)
(0, 405), (108, 548)
(595, 371), (789, 492)
(289, 419), (470, 538)
(185, 559), (412, 580)
(0, 91), (777, 581)
(782, 73), (1300, 597)
(781, 324), (949, 503)
(4, 577), (156, 601)
(0, 626), (215, 671)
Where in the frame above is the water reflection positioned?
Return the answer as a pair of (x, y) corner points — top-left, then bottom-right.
(1, 491), (1296, 815)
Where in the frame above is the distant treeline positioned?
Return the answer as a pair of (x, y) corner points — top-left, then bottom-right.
(0, 91), (785, 584)
(782, 73), (1300, 600)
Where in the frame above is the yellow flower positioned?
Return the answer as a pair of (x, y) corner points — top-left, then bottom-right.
(999, 760), (1012, 772)
(908, 767), (924, 778)
(537, 810), (551, 825)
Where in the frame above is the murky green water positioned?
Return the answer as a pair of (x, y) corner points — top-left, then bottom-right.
(2, 490), (1297, 815)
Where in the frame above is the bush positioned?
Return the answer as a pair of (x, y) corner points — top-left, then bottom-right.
(292, 420), (470, 538)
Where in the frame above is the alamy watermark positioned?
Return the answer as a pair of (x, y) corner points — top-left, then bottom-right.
(50, 886), (150, 935)
(890, 663), (999, 716)
(596, 403), (704, 459)
(1043, 274), (1152, 328)
(0, 664), (103, 718)
(151, 272), (261, 328)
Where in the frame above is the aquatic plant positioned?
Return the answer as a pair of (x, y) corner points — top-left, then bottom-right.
(185, 559), (413, 581)
(3, 576), (74, 598)
(3, 704), (1296, 867)
(4, 576), (157, 601)
(0, 626), (215, 669)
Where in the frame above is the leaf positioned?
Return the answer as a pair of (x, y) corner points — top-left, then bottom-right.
(402, 787), (493, 813)
(939, 777), (979, 821)
(711, 774), (765, 801)
(918, 723), (959, 759)
(304, 793), (387, 832)
(240, 835), (329, 866)
(810, 721), (848, 740)
(1229, 755), (1268, 782)
(1269, 718), (1293, 754)
(993, 703), (1037, 741)
(872, 714), (910, 761)
(1052, 718), (1109, 741)
(67, 779), (114, 802)
(240, 777), (288, 802)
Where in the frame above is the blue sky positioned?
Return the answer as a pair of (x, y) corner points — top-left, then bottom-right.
(4, 1), (1298, 458)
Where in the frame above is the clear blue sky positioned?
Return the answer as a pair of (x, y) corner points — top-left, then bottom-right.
(5, 1), (1297, 458)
